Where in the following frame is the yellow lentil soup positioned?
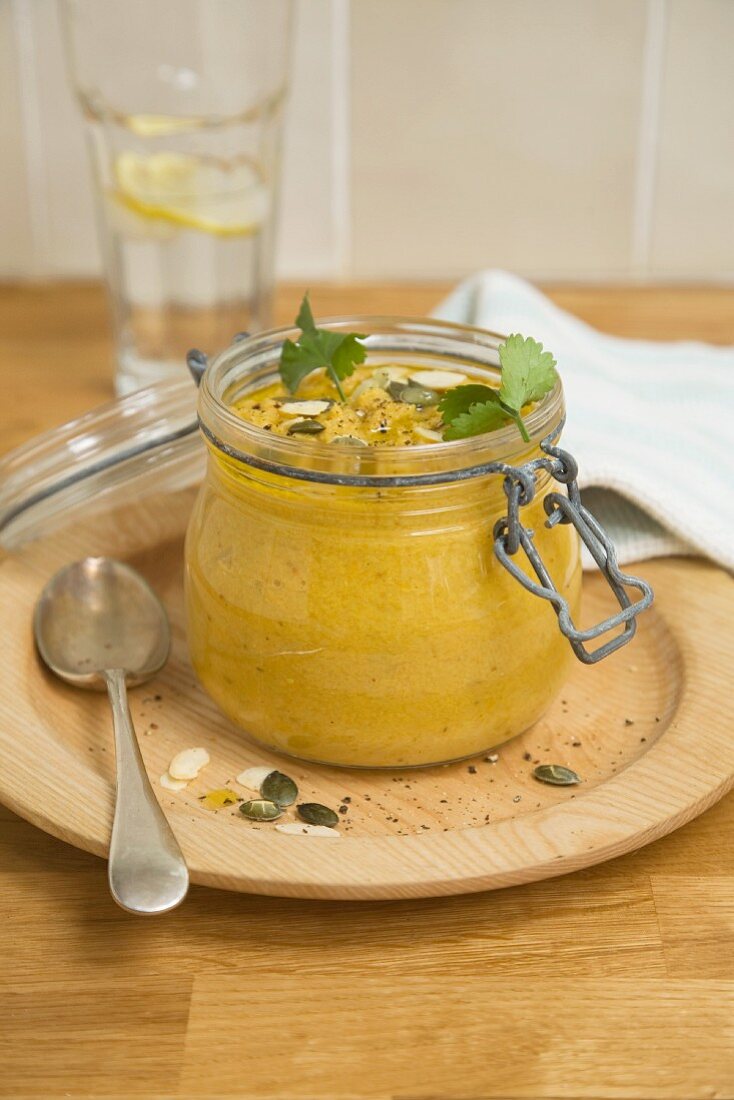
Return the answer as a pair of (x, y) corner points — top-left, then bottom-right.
(184, 319), (581, 768)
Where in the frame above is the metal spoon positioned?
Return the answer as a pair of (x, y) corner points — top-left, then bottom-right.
(34, 557), (188, 915)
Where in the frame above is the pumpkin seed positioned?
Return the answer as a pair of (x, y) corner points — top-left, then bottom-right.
(533, 764), (581, 786)
(260, 770), (298, 807)
(388, 378), (439, 406)
(387, 379), (409, 401)
(239, 798), (282, 821)
(287, 418), (326, 435)
(297, 802), (339, 828)
(403, 385), (439, 407)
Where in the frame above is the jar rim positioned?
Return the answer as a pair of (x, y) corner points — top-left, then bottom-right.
(198, 315), (564, 487)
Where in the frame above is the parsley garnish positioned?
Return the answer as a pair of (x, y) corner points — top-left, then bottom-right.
(440, 334), (558, 442)
(280, 293), (366, 402)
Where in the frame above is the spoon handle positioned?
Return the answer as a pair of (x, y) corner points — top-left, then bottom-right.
(104, 668), (189, 914)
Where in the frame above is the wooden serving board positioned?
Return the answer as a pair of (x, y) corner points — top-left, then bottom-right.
(0, 487), (732, 900)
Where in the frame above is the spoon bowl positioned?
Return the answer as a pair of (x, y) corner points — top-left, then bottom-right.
(34, 557), (188, 915)
(34, 557), (170, 689)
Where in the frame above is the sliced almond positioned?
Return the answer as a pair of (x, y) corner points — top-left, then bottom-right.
(275, 822), (341, 837)
(168, 746), (210, 781)
(377, 366), (408, 381)
(351, 366), (407, 401)
(160, 772), (188, 792)
(350, 378), (382, 401)
(414, 426), (443, 443)
(408, 369), (467, 390)
(331, 434), (368, 447)
(236, 765), (275, 791)
(280, 400), (331, 416)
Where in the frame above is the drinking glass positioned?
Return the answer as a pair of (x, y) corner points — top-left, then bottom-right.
(61, 0), (293, 394)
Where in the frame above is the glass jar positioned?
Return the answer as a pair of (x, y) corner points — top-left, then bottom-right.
(184, 318), (582, 768)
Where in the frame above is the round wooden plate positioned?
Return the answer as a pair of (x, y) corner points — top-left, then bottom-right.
(0, 487), (732, 900)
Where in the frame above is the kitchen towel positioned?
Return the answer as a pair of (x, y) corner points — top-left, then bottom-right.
(435, 270), (734, 571)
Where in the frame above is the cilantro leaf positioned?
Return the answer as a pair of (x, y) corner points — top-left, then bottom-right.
(443, 400), (510, 441)
(438, 384), (502, 424)
(280, 293), (366, 400)
(329, 332), (367, 381)
(280, 334), (332, 393)
(440, 334), (558, 443)
(498, 334), (558, 412)
(295, 293), (317, 334)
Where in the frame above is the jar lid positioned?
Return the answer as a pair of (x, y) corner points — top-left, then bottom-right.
(0, 378), (202, 550)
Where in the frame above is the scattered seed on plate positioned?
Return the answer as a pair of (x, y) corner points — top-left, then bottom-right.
(236, 766), (274, 791)
(276, 822), (341, 837)
(260, 770), (298, 807)
(168, 747), (210, 781)
(533, 764), (581, 786)
(159, 772), (188, 792)
(239, 798), (282, 821)
(199, 788), (239, 811)
(297, 802), (339, 828)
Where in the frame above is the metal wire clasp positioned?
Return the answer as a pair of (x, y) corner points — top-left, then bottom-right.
(186, 332), (250, 388)
(494, 429), (654, 665)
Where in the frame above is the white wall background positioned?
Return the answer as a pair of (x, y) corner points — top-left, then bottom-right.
(1, 0), (733, 282)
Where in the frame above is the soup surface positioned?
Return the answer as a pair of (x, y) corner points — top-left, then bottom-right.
(231, 364), (474, 446)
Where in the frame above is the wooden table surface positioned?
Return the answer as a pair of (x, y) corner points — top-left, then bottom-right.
(1, 282), (733, 1100)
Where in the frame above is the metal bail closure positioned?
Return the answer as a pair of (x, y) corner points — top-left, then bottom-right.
(494, 437), (654, 665)
(186, 333), (250, 388)
(186, 348), (208, 387)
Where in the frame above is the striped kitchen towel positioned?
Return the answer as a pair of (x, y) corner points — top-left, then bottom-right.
(435, 270), (734, 571)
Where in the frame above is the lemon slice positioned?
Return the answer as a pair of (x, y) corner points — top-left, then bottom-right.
(112, 151), (269, 237)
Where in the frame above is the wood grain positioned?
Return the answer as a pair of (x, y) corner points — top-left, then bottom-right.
(1, 282), (733, 1098)
(0, 491), (732, 900)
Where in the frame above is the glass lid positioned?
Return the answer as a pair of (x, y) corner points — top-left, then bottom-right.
(0, 377), (201, 550)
